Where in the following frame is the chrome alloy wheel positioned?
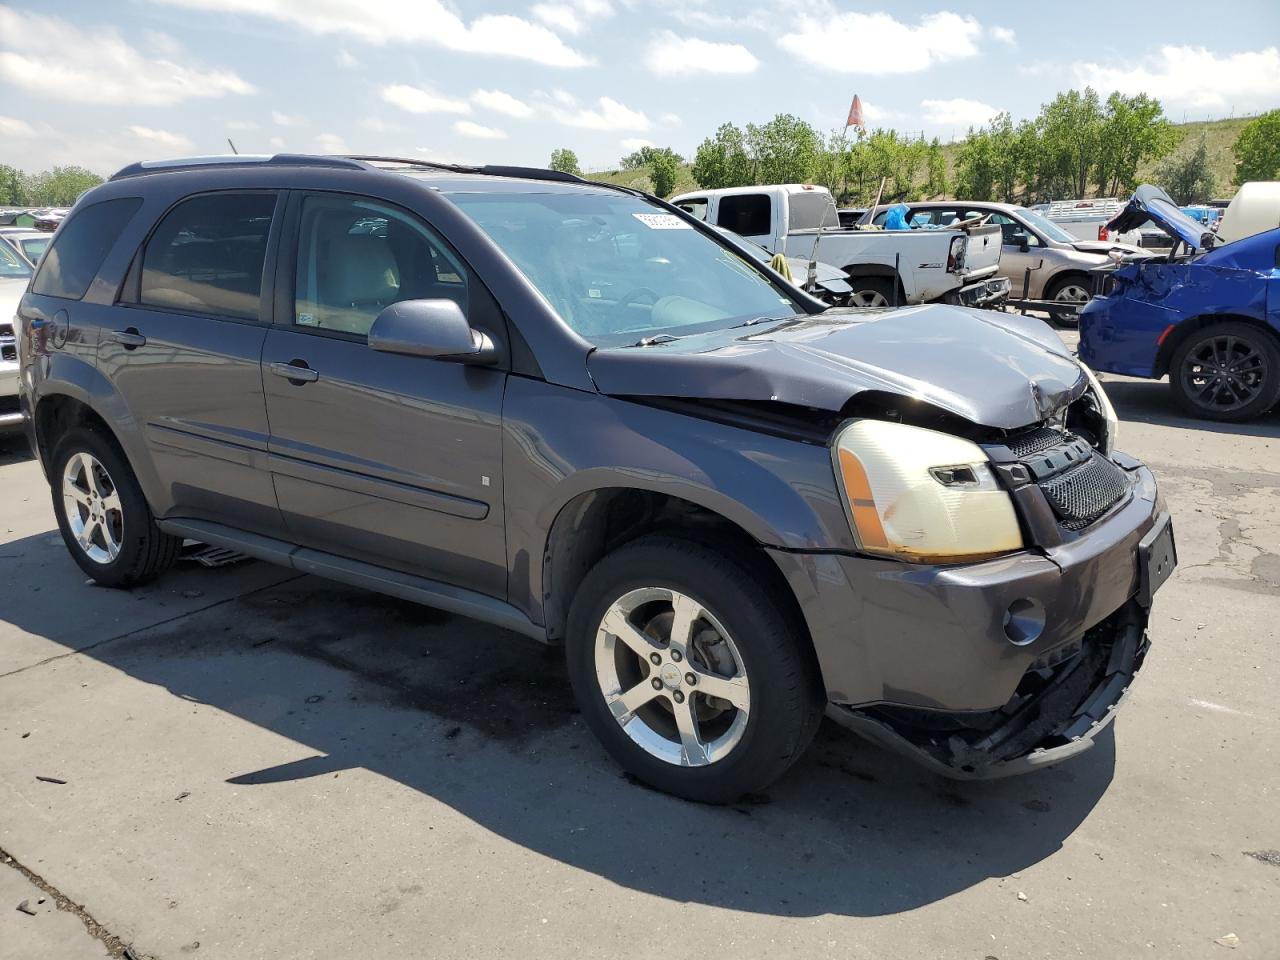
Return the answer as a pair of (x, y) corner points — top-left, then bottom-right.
(594, 587), (751, 767)
(850, 289), (890, 308)
(62, 452), (124, 565)
(1052, 282), (1091, 304)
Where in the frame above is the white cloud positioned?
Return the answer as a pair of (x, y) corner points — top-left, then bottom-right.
(990, 25), (1016, 45)
(532, 0), (611, 35)
(335, 49), (359, 68)
(1073, 45), (1280, 111)
(272, 111), (305, 126)
(778, 9), (981, 74)
(269, 136), (286, 150)
(0, 115), (36, 138)
(0, 8), (254, 106)
(544, 94), (650, 131)
(316, 132), (348, 153)
(660, 112), (682, 126)
(645, 31), (758, 76)
(920, 98), (1001, 128)
(128, 125), (194, 150)
(471, 89), (534, 118)
(381, 84), (471, 115)
(454, 120), (507, 140)
(621, 137), (654, 151)
(153, 0), (594, 67)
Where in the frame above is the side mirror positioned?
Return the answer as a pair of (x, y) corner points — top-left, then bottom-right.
(368, 299), (496, 365)
(1010, 231), (1030, 252)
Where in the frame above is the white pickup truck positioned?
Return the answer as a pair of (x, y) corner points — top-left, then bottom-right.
(671, 184), (1009, 308)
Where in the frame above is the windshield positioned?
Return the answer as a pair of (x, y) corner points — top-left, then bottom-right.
(449, 191), (801, 346)
(0, 240), (33, 279)
(1016, 208), (1077, 244)
(20, 236), (51, 263)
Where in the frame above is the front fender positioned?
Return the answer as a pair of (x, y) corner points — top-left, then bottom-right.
(501, 377), (855, 622)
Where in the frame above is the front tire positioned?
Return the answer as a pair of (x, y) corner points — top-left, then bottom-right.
(1169, 322), (1280, 422)
(51, 427), (180, 588)
(565, 535), (823, 803)
(1044, 274), (1091, 328)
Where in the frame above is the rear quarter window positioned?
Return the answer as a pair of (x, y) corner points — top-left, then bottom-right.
(31, 197), (143, 300)
(716, 194), (771, 236)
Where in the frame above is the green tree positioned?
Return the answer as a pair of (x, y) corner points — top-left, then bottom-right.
(548, 148), (582, 177)
(745, 113), (819, 185)
(924, 137), (948, 198)
(621, 145), (679, 171)
(24, 166), (103, 205)
(1094, 92), (1176, 197)
(1036, 88), (1104, 198)
(1155, 131), (1217, 203)
(955, 126), (997, 201)
(649, 149), (680, 197)
(1233, 109), (1280, 184)
(0, 164), (25, 205)
(691, 122), (754, 188)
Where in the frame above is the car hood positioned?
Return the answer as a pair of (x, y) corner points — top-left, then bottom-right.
(588, 303), (1087, 430)
(1107, 184), (1215, 251)
(1069, 239), (1151, 258)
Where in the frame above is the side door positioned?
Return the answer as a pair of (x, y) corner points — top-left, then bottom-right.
(104, 190), (285, 535)
(261, 191), (508, 596)
(970, 209), (1039, 294)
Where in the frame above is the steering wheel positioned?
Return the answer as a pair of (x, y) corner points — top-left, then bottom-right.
(616, 287), (660, 311)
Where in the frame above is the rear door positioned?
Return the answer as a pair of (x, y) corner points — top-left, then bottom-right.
(261, 191), (508, 596)
(105, 190), (285, 535)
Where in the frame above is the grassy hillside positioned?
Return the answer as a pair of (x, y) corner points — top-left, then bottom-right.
(588, 115), (1252, 201)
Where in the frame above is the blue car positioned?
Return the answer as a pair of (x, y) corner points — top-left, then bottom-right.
(1080, 185), (1280, 421)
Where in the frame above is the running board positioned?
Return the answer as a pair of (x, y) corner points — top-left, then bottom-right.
(156, 518), (548, 642)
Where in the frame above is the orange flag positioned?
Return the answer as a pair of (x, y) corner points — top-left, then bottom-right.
(846, 94), (865, 130)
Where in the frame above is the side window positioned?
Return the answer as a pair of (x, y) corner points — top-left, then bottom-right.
(294, 194), (469, 338)
(31, 197), (142, 300)
(716, 194), (771, 236)
(980, 211), (1039, 246)
(140, 193), (276, 320)
(675, 198), (708, 221)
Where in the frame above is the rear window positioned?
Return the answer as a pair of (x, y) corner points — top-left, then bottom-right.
(0, 240), (31, 279)
(140, 192), (276, 320)
(31, 197), (142, 299)
(788, 191), (839, 231)
(716, 194), (771, 236)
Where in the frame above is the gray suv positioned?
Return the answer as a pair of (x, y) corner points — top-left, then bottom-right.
(16, 155), (1176, 802)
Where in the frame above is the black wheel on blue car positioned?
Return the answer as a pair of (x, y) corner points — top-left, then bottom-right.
(565, 535), (824, 803)
(50, 427), (181, 588)
(1169, 322), (1280, 422)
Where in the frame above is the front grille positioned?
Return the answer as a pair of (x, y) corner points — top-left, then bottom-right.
(0, 323), (14, 362)
(1003, 426), (1068, 459)
(1038, 451), (1128, 529)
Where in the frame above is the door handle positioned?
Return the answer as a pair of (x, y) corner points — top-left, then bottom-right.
(269, 360), (319, 384)
(111, 328), (146, 349)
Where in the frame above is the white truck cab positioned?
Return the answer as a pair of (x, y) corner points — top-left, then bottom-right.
(671, 184), (1009, 308)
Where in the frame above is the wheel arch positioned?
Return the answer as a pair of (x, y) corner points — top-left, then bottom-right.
(1154, 312), (1280, 378)
(539, 486), (811, 655)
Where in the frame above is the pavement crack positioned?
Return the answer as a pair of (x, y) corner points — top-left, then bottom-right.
(1, 844), (155, 959)
(0, 573), (306, 680)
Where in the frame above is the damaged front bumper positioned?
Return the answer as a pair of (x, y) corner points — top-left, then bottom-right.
(825, 601), (1149, 779)
(951, 275), (1012, 308)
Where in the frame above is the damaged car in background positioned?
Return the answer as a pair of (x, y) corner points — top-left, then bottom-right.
(19, 155), (1174, 802)
(1080, 184), (1280, 421)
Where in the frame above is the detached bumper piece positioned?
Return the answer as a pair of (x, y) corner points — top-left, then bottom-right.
(953, 276), (1012, 308)
(827, 601), (1148, 779)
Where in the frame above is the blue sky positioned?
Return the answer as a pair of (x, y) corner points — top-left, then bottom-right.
(2, 0), (1279, 175)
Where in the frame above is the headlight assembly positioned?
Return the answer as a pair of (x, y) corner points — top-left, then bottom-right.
(832, 419), (1023, 564)
(1079, 363), (1119, 455)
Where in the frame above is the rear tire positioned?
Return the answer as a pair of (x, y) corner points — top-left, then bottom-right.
(565, 535), (824, 803)
(1168, 321), (1280, 422)
(50, 427), (180, 588)
(847, 276), (897, 308)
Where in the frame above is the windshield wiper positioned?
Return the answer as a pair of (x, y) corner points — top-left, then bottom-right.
(630, 333), (684, 347)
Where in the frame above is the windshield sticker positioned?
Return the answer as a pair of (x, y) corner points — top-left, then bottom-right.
(632, 213), (692, 230)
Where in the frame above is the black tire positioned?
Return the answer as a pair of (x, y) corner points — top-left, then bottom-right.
(1044, 273), (1091, 328)
(50, 427), (181, 588)
(565, 535), (824, 803)
(1168, 321), (1280, 422)
(847, 276), (897, 308)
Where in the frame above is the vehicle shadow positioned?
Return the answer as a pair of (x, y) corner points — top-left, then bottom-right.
(1104, 377), (1280, 438)
(0, 433), (35, 466)
(0, 532), (1116, 919)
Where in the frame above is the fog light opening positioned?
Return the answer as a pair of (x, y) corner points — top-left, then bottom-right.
(1004, 598), (1046, 646)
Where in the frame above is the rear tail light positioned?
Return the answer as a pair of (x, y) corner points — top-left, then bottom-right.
(1098, 225), (1109, 241)
(947, 235), (966, 272)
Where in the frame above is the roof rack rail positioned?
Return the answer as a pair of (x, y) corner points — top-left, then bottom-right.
(342, 156), (587, 185)
(341, 155), (478, 174)
(109, 153), (369, 181)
